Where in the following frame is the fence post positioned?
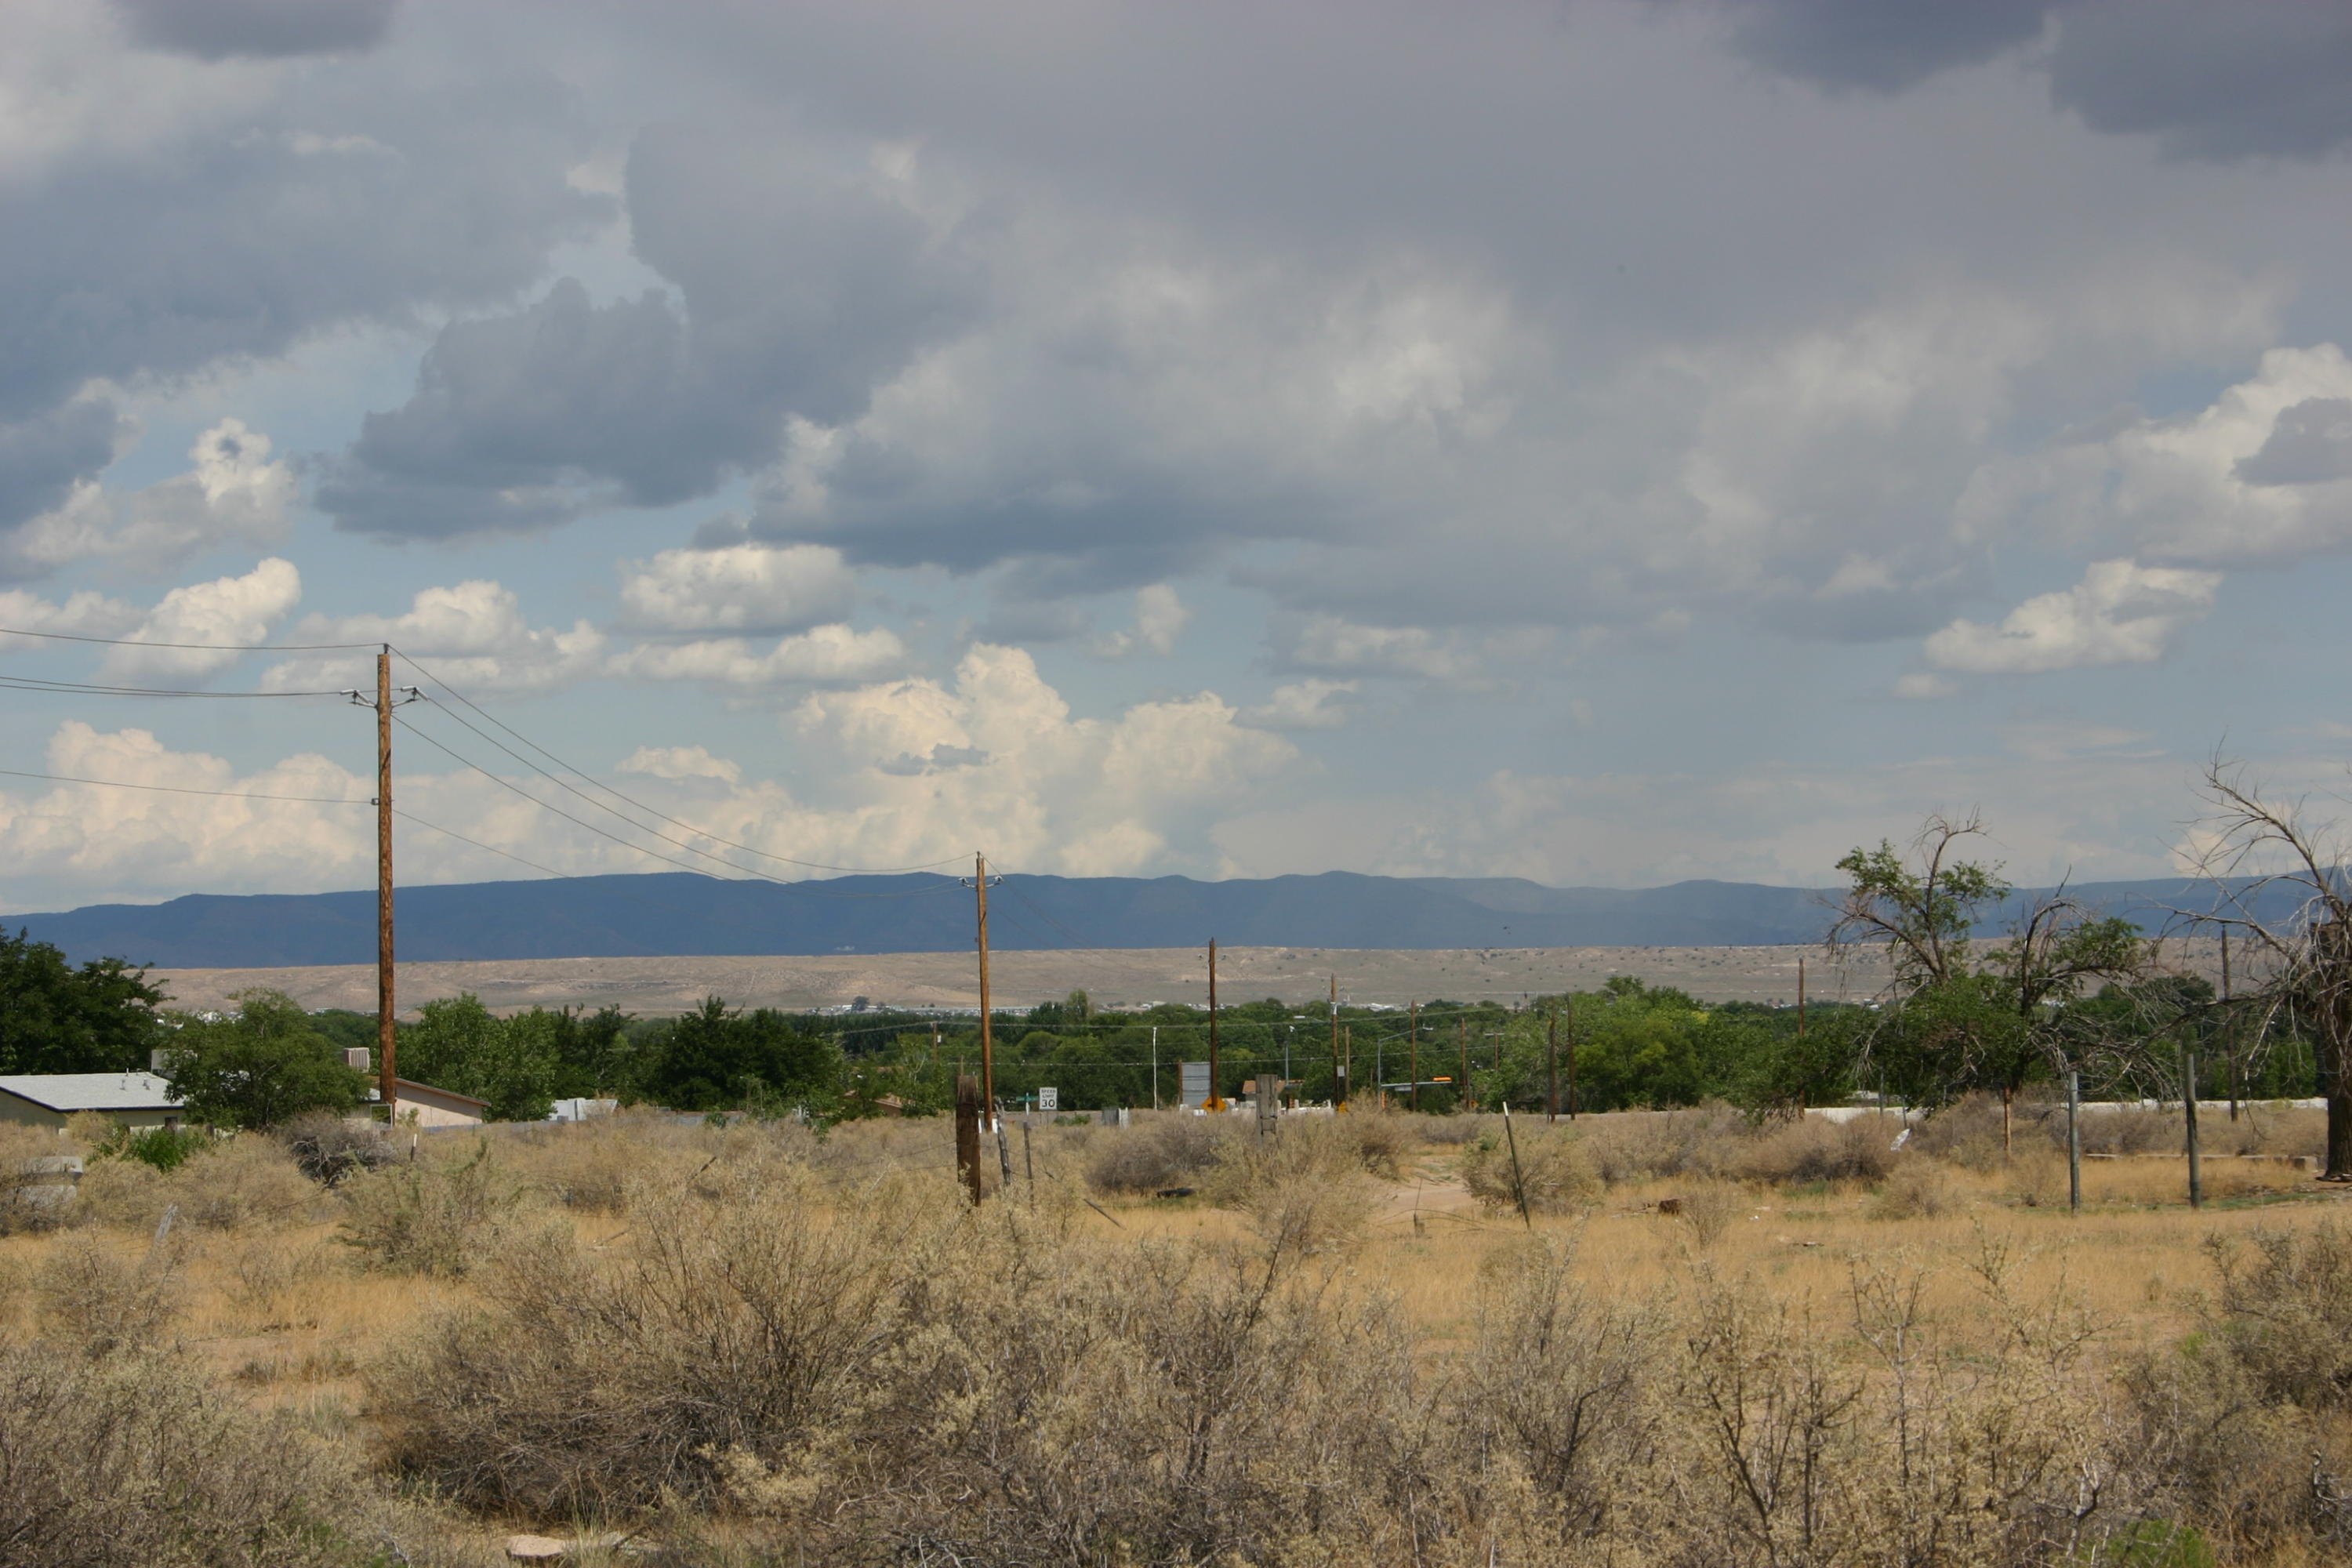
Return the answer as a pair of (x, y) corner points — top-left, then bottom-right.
(956, 1074), (984, 1205)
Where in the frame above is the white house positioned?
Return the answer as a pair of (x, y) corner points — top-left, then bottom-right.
(0, 1073), (183, 1132)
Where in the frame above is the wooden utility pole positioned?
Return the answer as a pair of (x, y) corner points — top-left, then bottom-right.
(1547, 1005), (1559, 1122)
(974, 853), (994, 1123)
(1409, 1001), (1420, 1111)
(374, 648), (397, 1120)
(1203, 938), (1225, 1111)
(1564, 996), (1578, 1120)
(1796, 956), (1806, 1038)
(1330, 975), (1343, 1109)
(1459, 1017), (1470, 1109)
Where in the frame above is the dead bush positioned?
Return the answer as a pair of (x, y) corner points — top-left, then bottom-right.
(1730, 1115), (1900, 1185)
(34, 1232), (183, 1357)
(1335, 1102), (1417, 1178)
(1450, 1237), (1663, 1544)
(0, 1123), (78, 1234)
(1084, 1111), (1233, 1193)
(1461, 1124), (1601, 1215)
(1869, 1158), (1958, 1220)
(74, 1132), (318, 1233)
(372, 1160), (961, 1519)
(1202, 1118), (1376, 1256)
(1420, 1112), (1494, 1145)
(2207, 1220), (2352, 1411)
(1675, 1179), (1748, 1247)
(0, 1341), (386, 1568)
(278, 1111), (394, 1187)
(1576, 1102), (1747, 1184)
(337, 1139), (519, 1276)
(2079, 1105), (2176, 1156)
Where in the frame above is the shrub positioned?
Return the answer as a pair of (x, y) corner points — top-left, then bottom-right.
(1421, 1112), (1494, 1146)
(1461, 1124), (1601, 1215)
(1675, 1179), (1747, 1247)
(1729, 1115), (1899, 1185)
(1201, 1118), (1375, 1256)
(2207, 1221), (2352, 1411)
(338, 1140), (519, 1276)
(34, 1233), (183, 1357)
(1576, 1102), (1747, 1184)
(1870, 1159), (1958, 1220)
(0, 1123), (77, 1235)
(1335, 1102), (1416, 1178)
(0, 1341), (379, 1567)
(278, 1111), (394, 1187)
(78, 1132), (318, 1233)
(1084, 1112), (1232, 1193)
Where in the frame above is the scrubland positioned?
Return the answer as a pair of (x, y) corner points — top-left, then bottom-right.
(0, 1097), (2344, 1567)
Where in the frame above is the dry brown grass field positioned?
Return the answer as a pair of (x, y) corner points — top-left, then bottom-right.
(2, 1099), (2347, 1566)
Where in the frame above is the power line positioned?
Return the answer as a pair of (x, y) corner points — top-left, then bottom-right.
(0, 626), (378, 652)
(390, 645), (966, 876)
(0, 674), (346, 699)
(0, 768), (367, 805)
(390, 808), (576, 880)
(390, 714), (958, 899)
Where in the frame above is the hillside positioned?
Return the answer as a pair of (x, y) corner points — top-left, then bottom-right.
(5, 868), (2288, 970)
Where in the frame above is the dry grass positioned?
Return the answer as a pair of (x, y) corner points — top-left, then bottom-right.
(3, 1108), (2350, 1565)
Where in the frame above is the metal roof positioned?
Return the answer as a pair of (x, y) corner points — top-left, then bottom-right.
(0, 1072), (183, 1112)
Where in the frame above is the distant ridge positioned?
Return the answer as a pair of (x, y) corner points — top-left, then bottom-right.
(2, 869), (2299, 971)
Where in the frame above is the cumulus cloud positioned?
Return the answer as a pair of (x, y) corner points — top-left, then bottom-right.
(1092, 583), (1190, 658)
(265, 579), (604, 696)
(98, 557), (301, 680)
(607, 625), (906, 690)
(617, 541), (856, 634)
(5, 419), (294, 576)
(1283, 615), (1479, 682)
(1240, 678), (1357, 731)
(616, 745), (741, 785)
(1966, 343), (2352, 569)
(0, 720), (370, 906)
(0, 586), (143, 647)
(1922, 559), (2219, 675)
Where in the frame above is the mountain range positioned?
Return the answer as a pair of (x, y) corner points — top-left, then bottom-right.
(3, 870), (2302, 970)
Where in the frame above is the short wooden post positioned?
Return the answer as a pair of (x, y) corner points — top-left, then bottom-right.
(2066, 1069), (2082, 1214)
(2183, 1045), (2203, 1210)
(1501, 1102), (1533, 1232)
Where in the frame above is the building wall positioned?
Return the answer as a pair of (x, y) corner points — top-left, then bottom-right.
(0, 1094), (180, 1131)
(393, 1094), (485, 1129)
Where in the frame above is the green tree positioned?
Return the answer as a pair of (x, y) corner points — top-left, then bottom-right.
(641, 997), (844, 1116)
(160, 990), (365, 1129)
(0, 930), (168, 1075)
(402, 994), (559, 1122)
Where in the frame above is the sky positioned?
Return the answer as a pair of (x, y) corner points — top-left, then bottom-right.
(3, 0), (2352, 913)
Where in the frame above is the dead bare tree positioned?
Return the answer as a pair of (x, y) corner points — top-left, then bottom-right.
(2182, 757), (2352, 1181)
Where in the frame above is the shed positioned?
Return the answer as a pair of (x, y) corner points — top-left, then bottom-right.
(370, 1079), (491, 1128)
(0, 1072), (184, 1131)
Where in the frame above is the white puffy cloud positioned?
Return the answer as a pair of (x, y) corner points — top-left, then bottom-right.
(1240, 678), (1358, 731)
(1092, 583), (1191, 658)
(608, 624), (907, 690)
(617, 745), (742, 785)
(99, 556), (300, 680)
(265, 579), (605, 696)
(787, 644), (1298, 875)
(1962, 343), (2352, 568)
(1283, 615), (1480, 681)
(5, 419), (294, 576)
(616, 541), (857, 633)
(1922, 559), (2220, 674)
(0, 585), (143, 645)
(0, 721), (371, 906)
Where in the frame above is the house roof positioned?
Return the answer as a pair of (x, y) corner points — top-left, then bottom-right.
(364, 1078), (492, 1110)
(0, 1072), (182, 1112)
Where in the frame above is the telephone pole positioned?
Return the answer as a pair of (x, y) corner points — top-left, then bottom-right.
(1204, 938), (1225, 1111)
(1458, 1016), (1471, 1109)
(1564, 995), (1578, 1120)
(1330, 975), (1344, 1109)
(1797, 956), (1807, 1038)
(1547, 1004), (1559, 1122)
(1409, 1000), (1420, 1111)
(973, 852), (996, 1124)
(375, 648), (396, 1118)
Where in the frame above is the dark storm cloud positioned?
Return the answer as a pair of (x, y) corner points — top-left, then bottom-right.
(321, 119), (982, 539)
(0, 56), (603, 564)
(2048, 0), (2352, 160)
(1729, 0), (2053, 93)
(1728, 0), (2352, 160)
(0, 401), (125, 538)
(114, 0), (398, 60)
(2237, 397), (2352, 487)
